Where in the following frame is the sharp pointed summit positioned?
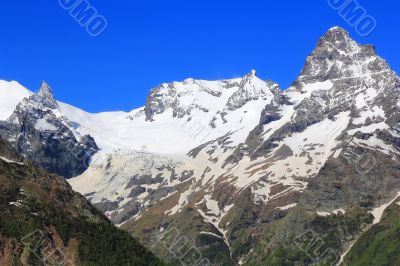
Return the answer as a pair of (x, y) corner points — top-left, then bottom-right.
(318, 26), (356, 53)
(293, 26), (389, 88)
(34, 81), (59, 109)
(37, 81), (54, 98)
(226, 70), (276, 110)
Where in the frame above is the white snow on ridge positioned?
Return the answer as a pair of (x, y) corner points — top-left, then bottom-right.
(0, 80), (32, 120)
(0, 74), (274, 156)
(58, 102), (212, 154)
(59, 74), (275, 154)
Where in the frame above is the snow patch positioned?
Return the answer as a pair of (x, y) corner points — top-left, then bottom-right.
(317, 208), (346, 217)
(0, 156), (23, 165)
(370, 192), (400, 224)
(35, 118), (57, 131)
(199, 231), (223, 239)
(277, 203), (297, 211)
(165, 185), (196, 216)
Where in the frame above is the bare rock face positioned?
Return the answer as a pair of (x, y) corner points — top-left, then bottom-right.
(294, 27), (389, 87)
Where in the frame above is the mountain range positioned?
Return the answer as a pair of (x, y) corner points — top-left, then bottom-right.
(1, 26), (400, 265)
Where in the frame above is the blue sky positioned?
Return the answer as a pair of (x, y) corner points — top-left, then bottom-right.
(0, 0), (399, 112)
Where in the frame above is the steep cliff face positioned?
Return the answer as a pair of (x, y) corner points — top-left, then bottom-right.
(0, 82), (98, 178)
(0, 137), (164, 265)
(294, 27), (388, 86)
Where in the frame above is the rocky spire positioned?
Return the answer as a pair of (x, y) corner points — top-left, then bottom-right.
(33, 81), (59, 109)
(37, 81), (54, 99)
(322, 26), (351, 44)
(293, 26), (388, 88)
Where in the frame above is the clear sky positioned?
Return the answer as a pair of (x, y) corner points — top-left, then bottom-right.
(0, 0), (399, 112)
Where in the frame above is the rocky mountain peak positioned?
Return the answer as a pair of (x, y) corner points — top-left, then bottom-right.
(314, 26), (363, 58)
(323, 26), (351, 43)
(242, 69), (258, 81)
(33, 81), (59, 109)
(293, 26), (389, 89)
(226, 71), (276, 110)
(37, 81), (53, 97)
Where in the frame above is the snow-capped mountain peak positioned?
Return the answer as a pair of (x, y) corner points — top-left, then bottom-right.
(226, 70), (276, 111)
(143, 71), (277, 121)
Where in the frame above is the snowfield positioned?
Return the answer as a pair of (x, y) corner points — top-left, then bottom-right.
(0, 80), (32, 120)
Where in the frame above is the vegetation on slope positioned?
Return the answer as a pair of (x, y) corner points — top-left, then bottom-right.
(0, 137), (165, 265)
(341, 202), (400, 266)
